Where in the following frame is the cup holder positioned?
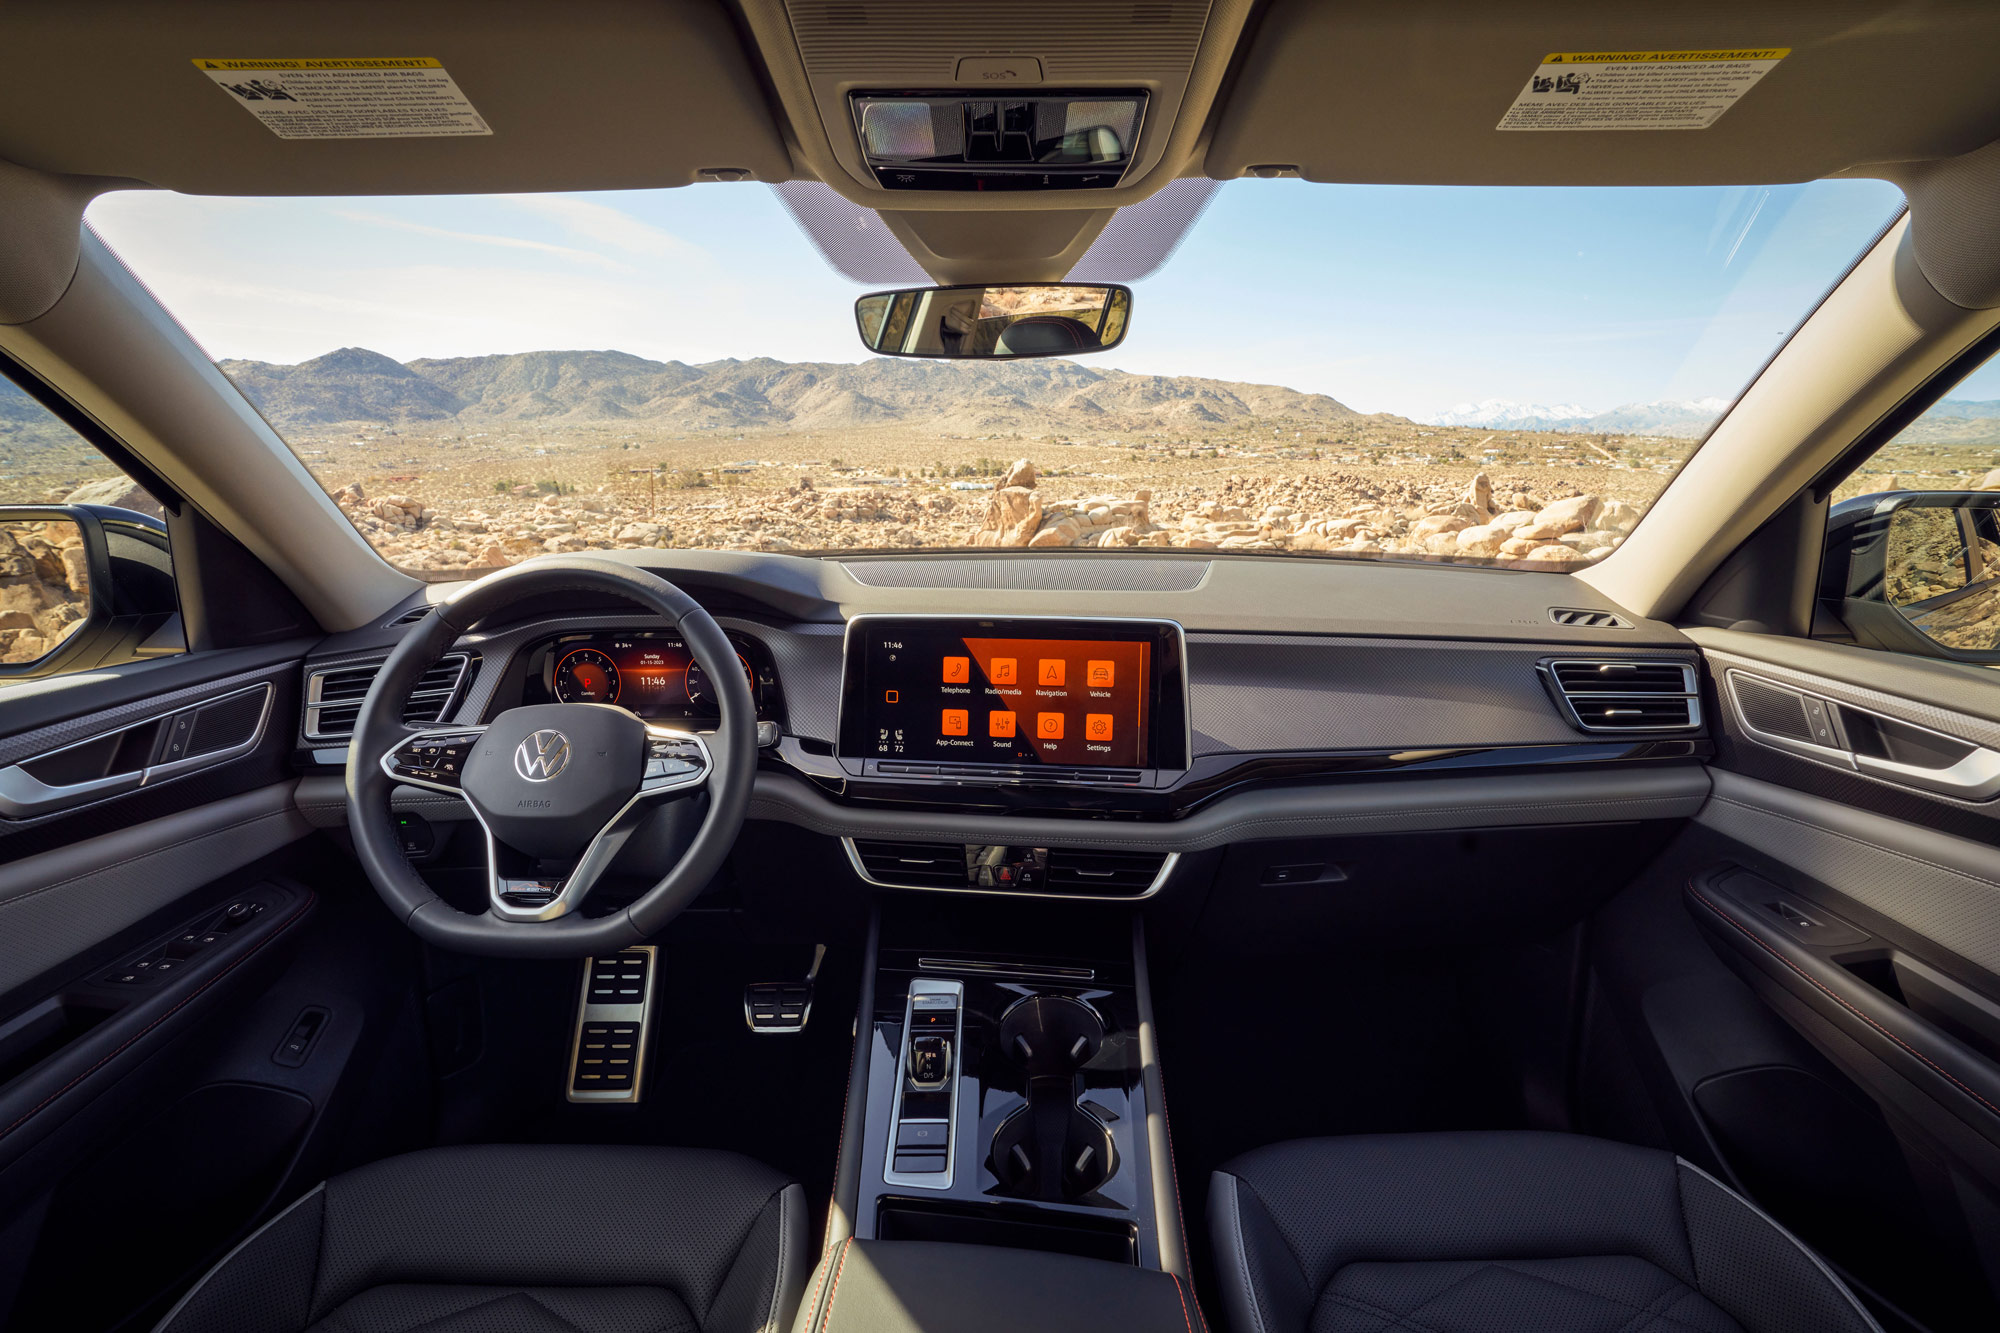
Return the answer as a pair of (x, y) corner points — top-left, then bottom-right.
(997, 995), (1104, 1076)
(989, 995), (1114, 1201)
(991, 1101), (1117, 1201)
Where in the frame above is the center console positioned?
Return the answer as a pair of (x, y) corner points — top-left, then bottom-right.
(833, 904), (1188, 1279)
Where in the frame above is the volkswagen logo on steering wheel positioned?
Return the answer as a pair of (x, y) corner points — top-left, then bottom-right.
(514, 729), (571, 781)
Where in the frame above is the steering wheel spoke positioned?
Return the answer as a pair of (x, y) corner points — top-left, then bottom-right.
(380, 725), (487, 792)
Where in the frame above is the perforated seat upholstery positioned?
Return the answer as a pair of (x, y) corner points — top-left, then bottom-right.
(1208, 1131), (1880, 1333)
(154, 1145), (809, 1333)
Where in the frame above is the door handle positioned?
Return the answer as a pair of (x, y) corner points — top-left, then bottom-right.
(0, 765), (144, 818)
(1854, 747), (2000, 800)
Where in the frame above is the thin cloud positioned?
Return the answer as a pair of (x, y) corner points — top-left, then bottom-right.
(329, 210), (629, 269)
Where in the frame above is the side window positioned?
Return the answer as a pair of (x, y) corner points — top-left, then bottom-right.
(0, 371), (181, 675)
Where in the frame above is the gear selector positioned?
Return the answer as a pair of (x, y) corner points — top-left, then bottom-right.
(885, 979), (963, 1187)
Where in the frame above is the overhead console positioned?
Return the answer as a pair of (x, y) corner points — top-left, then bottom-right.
(837, 617), (1188, 787)
(852, 92), (1146, 191)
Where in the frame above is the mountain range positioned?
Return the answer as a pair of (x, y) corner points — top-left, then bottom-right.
(1427, 397), (1733, 437)
(214, 347), (1375, 435)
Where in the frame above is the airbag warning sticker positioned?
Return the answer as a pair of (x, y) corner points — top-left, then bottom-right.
(194, 58), (491, 139)
(1498, 49), (1789, 132)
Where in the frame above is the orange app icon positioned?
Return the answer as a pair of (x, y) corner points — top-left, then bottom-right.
(942, 656), (970, 683)
(1086, 660), (1115, 688)
(989, 657), (1017, 684)
(942, 709), (969, 735)
(1038, 659), (1066, 686)
(989, 711), (1017, 737)
(1037, 712), (1064, 739)
(1086, 714), (1114, 740)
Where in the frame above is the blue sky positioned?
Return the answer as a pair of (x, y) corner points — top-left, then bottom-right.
(86, 176), (1920, 420)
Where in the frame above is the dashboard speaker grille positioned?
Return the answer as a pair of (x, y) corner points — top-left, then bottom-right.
(1732, 676), (1813, 741)
(303, 653), (471, 741)
(1545, 659), (1700, 733)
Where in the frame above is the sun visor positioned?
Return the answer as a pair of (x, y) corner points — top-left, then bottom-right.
(1206, 0), (2000, 187)
(0, 0), (794, 194)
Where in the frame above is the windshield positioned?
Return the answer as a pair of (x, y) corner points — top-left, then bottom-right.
(69, 178), (1904, 574)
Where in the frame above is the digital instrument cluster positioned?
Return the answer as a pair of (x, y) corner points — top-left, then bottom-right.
(524, 633), (775, 722)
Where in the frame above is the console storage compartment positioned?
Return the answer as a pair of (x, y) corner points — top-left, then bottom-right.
(794, 1239), (1196, 1333)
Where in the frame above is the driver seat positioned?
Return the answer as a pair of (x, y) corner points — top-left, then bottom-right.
(152, 1144), (808, 1333)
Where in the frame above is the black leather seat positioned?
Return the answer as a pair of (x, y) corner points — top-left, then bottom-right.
(1208, 1132), (1880, 1333)
(153, 1144), (808, 1333)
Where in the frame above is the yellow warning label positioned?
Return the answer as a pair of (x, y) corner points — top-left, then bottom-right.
(1541, 49), (1790, 65)
(1499, 48), (1790, 132)
(194, 57), (489, 140)
(193, 57), (444, 70)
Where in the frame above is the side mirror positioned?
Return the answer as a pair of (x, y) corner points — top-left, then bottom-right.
(855, 283), (1130, 359)
(0, 504), (179, 679)
(1821, 490), (2000, 661)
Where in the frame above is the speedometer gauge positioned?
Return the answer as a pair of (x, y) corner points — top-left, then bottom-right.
(553, 647), (621, 704)
(685, 653), (755, 708)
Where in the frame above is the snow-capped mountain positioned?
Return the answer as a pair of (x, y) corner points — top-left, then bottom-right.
(1432, 400), (1591, 430)
(1426, 397), (1730, 438)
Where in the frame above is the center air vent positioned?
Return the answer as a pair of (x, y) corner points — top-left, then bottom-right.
(1043, 848), (1170, 895)
(850, 840), (967, 889)
(303, 653), (471, 741)
(1543, 659), (1700, 733)
(846, 840), (1174, 896)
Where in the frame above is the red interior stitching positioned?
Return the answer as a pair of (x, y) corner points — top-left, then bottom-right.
(823, 1025), (856, 1253)
(819, 1235), (854, 1333)
(1169, 1271), (1196, 1333)
(1689, 885), (2000, 1118)
(804, 1234), (843, 1331)
(0, 894), (313, 1142)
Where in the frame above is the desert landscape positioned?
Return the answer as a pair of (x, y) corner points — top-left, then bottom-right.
(5, 348), (2000, 586)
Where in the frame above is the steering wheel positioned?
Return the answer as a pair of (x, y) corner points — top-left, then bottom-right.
(345, 556), (757, 956)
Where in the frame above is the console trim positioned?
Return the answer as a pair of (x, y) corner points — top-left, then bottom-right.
(883, 977), (964, 1191)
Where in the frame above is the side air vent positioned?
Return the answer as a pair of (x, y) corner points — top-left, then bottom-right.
(1549, 608), (1632, 629)
(1043, 848), (1170, 896)
(303, 653), (471, 741)
(851, 840), (967, 890)
(1544, 659), (1700, 733)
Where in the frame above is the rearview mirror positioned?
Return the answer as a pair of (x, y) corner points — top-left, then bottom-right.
(855, 283), (1130, 359)
(1823, 491), (2000, 660)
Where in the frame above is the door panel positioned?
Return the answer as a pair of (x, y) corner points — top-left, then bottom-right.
(1686, 626), (2000, 1327)
(0, 636), (428, 1331)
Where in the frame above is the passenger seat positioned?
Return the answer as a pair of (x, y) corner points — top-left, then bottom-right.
(1208, 1131), (1879, 1333)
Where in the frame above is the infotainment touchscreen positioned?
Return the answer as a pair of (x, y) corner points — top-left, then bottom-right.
(838, 618), (1187, 773)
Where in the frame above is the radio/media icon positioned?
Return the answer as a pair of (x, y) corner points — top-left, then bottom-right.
(1038, 660), (1066, 686)
(989, 657), (1017, 684)
(942, 709), (969, 736)
(1086, 660), (1115, 688)
(1037, 712), (1064, 739)
(989, 711), (1016, 737)
(942, 656), (970, 683)
(1085, 714), (1114, 740)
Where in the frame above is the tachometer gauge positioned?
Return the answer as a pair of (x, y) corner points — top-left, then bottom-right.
(553, 647), (621, 704)
(684, 652), (756, 709)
